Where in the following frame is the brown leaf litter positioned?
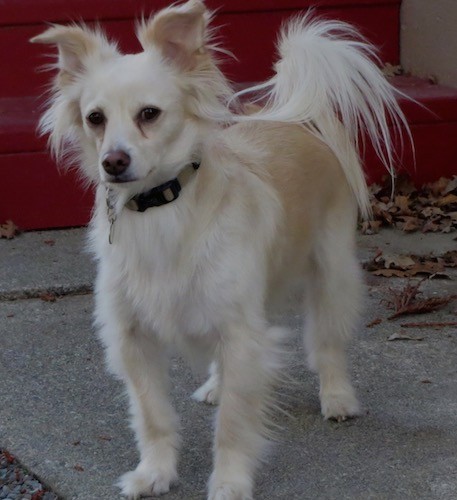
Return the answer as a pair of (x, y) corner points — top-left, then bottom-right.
(364, 249), (457, 279)
(383, 280), (456, 320)
(362, 175), (457, 235)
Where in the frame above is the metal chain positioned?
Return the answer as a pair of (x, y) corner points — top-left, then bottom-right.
(105, 188), (117, 245)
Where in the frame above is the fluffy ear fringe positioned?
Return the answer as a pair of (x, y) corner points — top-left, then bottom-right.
(137, 0), (208, 70)
(136, 1), (235, 123)
(31, 24), (118, 83)
(30, 25), (117, 181)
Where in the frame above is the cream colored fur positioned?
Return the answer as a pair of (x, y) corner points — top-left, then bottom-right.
(32, 1), (408, 498)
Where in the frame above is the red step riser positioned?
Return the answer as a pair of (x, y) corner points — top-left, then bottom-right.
(0, 0), (402, 25)
(366, 122), (457, 186)
(0, 153), (92, 230)
(1, 3), (400, 98)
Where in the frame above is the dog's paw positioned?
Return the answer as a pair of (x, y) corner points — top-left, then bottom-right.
(209, 483), (253, 500)
(320, 387), (360, 421)
(118, 466), (177, 498)
(192, 377), (220, 405)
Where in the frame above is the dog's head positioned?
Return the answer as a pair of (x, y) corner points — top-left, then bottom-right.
(32, 0), (233, 194)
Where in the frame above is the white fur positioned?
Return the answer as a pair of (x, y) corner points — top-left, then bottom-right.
(32, 1), (409, 498)
(236, 13), (410, 219)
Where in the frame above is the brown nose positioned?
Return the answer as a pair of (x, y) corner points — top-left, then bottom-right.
(102, 150), (131, 176)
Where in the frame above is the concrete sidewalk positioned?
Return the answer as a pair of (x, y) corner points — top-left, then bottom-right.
(0, 228), (456, 500)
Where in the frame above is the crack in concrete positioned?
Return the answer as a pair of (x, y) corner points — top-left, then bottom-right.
(0, 284), (93, 301)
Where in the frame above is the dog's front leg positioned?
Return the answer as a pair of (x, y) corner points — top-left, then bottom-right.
(208, 322), (275, 500)
(117, 331), (179, 499)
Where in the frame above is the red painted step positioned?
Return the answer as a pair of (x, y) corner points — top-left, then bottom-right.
(1, 0), (456, 230)
(366, 76), (457, 185)
(1, 0), (401, 98)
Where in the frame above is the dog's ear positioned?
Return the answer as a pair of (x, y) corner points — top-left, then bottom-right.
(31, 25), (118, 86)
(138, 0), (208, 71)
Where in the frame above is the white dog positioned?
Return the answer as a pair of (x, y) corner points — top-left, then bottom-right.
(32, 1), (408, 498)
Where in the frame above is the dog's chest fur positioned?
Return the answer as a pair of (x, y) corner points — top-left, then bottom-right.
(91, 174), (278, 343)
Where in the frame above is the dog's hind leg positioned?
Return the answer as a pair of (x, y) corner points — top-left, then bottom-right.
(116, 330), (180, 498)
(192, 360), (221, 405)
(208, 322), (277, 500)
(304, 207), (362, 421)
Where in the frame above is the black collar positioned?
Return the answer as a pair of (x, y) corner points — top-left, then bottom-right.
(125, 162), (200, 212)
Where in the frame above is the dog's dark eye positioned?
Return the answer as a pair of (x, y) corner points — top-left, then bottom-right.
(87, 111), (105, 126)
(139, 107), (161, 122)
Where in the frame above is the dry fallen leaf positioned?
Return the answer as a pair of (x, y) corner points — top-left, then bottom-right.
(408, 259), (447, 278)
(2, 450), (15, 464)
(448, 212), (457, 223)
(439, 219), (453, 233)
(387, 333), (424, 341)
(365, 250), (453, 279)
(381, 253), (415, 269)
(394, 195), (412, 215)
(396, 216), (421, 232)
(366, 318), (382, 328)
(428, 177), (450, 197)
(361, 220), (382, 235)
(372, 268), (410, 278)
(441, 250), (457, 267)
(443, 176), (457, 195)
(40, 292), (57, 302)
(97, 435), (113, 441)
(421, 206), (444, 218)
(421, 220), (441, 233)
(436, 193), (457, 207)
(0, 220), (19, 239)
(384, 281), (456, 319)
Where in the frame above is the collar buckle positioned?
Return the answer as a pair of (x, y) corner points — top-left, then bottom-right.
(127, 178), (182, 212)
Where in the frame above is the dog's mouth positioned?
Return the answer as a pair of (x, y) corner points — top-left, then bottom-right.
(103, 166), (157, 187)
(103, 170), (141, 184)
(107, 175), (138, 184)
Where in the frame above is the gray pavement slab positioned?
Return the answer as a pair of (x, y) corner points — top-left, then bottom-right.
(356, 228), (457, 262)
(0, 229), (93, 300)
(1, 228), (456, 499)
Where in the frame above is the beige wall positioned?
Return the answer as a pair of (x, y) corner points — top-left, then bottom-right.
(401, 0), (457, 87)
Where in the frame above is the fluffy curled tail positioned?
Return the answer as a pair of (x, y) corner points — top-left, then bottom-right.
(235, 13), (410, 219)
